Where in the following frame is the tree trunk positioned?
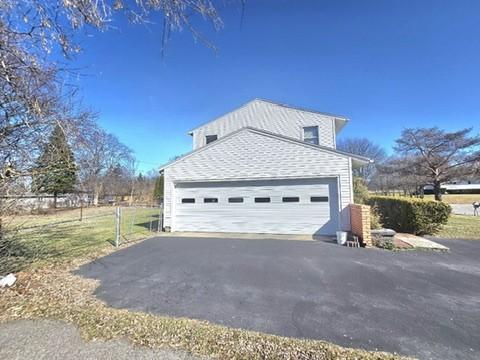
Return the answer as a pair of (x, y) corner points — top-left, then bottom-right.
(53, 192), (57, 208)
(0, 196), (3, 242)
(93, 191), (99, 206)
(418, 185), (425, 199)
(129, 180), (135, 206)
(93, 183), (102, 206)
(433, 180), (442, 201)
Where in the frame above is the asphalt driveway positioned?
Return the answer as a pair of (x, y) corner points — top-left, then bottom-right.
(78, 236), (480, 360)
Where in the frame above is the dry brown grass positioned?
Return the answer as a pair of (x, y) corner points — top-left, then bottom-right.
(423, 194), (480, 204)
(0, 242), (410, 360)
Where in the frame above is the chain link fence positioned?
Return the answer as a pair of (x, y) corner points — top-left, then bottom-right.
(114, 205), (162, 247)
(0, 204), (162, 275)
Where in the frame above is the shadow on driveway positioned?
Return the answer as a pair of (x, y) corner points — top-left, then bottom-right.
(77, 236), (480, 360)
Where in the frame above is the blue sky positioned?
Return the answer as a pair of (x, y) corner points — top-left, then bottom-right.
(70, 0), (480, 173)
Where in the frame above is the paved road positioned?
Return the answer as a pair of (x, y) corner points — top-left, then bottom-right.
(78, 236), (480, 360)
(0, 319), (203, 360)
(450, 203), (478, 216)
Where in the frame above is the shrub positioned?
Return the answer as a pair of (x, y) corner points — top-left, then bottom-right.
(372, 235), (395, 250)
(367, 196), (451, 235)
(353, 177), (369, 204)
(370, 205), (383, 230)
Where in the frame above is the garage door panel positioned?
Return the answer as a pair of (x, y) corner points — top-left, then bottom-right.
(174, 178), (338, 235)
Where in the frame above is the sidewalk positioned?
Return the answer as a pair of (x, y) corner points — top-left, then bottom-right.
(0, 320), (203, 360)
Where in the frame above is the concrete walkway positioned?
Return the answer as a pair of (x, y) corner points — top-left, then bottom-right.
(395, 233), (450, 251)
(157, 231), (335, 242)
(0, 320), (203, 360)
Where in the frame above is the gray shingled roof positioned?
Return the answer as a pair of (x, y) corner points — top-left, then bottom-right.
(160, 126), (371, 171)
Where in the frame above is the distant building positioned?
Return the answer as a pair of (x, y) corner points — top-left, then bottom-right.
(1, 193), (89, 213)
(424, 181), (480, 194)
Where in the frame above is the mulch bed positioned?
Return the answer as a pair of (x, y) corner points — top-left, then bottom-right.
(392, 238), (413, 249)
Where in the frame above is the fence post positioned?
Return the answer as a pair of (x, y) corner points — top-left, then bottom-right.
(157, 204), (162, 232)
(79, 203), (83, 221)
(115, 207), (121, 247)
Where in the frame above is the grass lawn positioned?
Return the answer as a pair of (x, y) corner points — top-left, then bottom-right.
(2, 206), (159, 274)
(423, 194), (480, 204)
(437, 215), (480, 240)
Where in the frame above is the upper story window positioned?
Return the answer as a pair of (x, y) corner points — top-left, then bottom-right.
(303, 126), (319, 145)
(205, 135), (218, 144)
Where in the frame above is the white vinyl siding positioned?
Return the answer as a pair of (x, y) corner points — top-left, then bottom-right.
(164, 128), (353, 232)
(191, 100), (337, 149)
(174, 179), (338, 235)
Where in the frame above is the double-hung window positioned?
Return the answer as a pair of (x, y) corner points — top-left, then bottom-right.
(303, 126), (319, 145)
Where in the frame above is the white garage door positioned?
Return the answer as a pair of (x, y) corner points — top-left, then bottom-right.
(173, 178), (339, 235)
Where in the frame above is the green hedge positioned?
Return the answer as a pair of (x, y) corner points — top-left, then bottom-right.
(367, 196), (451, 235)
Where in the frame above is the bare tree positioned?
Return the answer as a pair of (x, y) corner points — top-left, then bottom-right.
(374, 156), (426, 196)
(389, 128), (480, 201)
(1, 0), (223, 60)
(75, 123), (134, 205)
(131, 171), (158, 205)
(1, 0), (226, 192)
(337, 137), (386, 183)
(1, 0), (224, 159)
(0, 0), (228, 270)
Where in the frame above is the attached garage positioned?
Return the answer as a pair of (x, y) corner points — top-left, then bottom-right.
(173, 178), (339, 235)
(161, 127), (370, 236)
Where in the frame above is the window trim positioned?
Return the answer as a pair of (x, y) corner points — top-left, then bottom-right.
(203, 197), (219, 203)
(302, 125), (319, 145)
(205, 134), (218, 144)
(254, 197), (271, 203)
(228, 197), (244, 203)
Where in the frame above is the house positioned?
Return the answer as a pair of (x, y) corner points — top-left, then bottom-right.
(160, 99), (371, 235)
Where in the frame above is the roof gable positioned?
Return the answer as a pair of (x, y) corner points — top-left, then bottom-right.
(188, 99), (348, 135)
